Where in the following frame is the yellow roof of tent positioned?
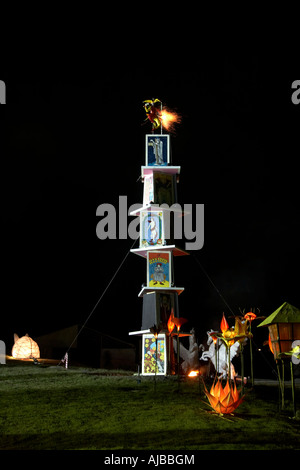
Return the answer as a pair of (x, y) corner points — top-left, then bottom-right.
(258, 302), (300, 327)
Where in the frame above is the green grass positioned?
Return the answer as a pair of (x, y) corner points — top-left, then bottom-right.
(0, 364), (299, 450)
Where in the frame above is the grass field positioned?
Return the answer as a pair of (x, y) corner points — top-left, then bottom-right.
(0, 363), (299, 450)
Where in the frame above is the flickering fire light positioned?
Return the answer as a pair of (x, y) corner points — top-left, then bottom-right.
(160, 108), (181, 132)
(188, 370), (199, 377)
(142, 99), (181, 133)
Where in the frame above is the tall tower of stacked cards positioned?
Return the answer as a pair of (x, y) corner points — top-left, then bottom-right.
(129, 133), (189, 375)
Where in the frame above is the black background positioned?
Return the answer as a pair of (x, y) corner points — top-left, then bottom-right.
(1, 52), (299, 377)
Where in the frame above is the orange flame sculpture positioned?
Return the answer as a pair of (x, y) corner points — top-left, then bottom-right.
(204, 378), (244, 415)
(211, 313), (247, 349)
(244, 311), (257, 322)
(167, 310), (176, 374)
(268, 333), (274, 355)
(220, 312), (229, 333)
(167, 309), (175, 334)
(173, 316), (188, 332)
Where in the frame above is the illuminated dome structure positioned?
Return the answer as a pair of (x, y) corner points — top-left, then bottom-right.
(12, 334), (40, 359)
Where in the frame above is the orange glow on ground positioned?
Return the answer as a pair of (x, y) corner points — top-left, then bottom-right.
(188, 370), (199, 377)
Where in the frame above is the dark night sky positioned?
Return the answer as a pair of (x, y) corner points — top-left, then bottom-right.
(1, 53), (299, 373)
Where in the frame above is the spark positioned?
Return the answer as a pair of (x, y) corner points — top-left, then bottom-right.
(160, 107), (181, 133)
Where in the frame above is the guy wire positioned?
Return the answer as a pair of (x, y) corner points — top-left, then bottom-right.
(58, 236), (138, 366)
(192, 254), (236, 316)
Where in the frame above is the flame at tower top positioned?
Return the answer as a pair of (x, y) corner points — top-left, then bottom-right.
(143, 98), (181, 133)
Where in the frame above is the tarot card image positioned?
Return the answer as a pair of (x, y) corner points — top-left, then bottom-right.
(140, 211), (164, 248)
(146, 134), (170, 166)
(143, 174), (154, 206)
(147, 251), (171, 288)
(142, 334), (166, 375)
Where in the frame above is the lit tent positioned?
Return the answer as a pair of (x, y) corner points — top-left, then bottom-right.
(12, 334), (40, 359)
(36, 325), (136, 369)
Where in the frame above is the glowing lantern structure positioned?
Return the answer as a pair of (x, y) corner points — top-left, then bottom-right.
(258, 302), (300, 415)
(258, 302), (300, 360)
(12, 334), (40, 359)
